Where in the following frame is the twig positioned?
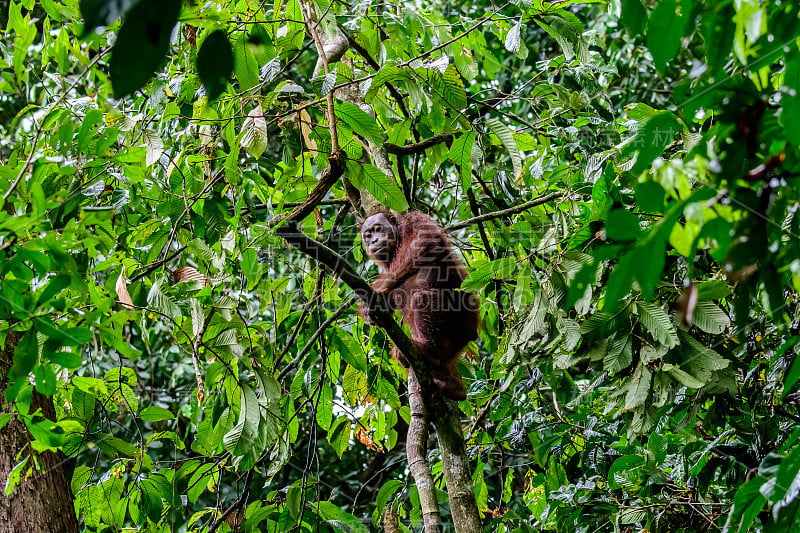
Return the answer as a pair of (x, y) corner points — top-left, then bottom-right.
(207, 470), (254, 533)
(445, 191), (565, 231)
(129, 246), (187, 284)
(385, 132), (453, 156)
(267, 152), (345, 227)
(299, 0), (339, 156)
(277, 297), (356, 380)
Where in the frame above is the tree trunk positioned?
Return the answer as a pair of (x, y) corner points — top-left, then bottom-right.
(407, 371), (442, 532)
(0, 332), (79, 533)
(432, 400), (482, 533)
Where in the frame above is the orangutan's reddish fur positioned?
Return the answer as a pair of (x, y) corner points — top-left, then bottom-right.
(360, 211), (479, 400)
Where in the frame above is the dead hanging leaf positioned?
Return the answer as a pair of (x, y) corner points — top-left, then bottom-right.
(383, 506), (400, 533)
(299, 109), (317, 156)
(116, 273), (134, 309)
(172, 266), (207, 286)
(677, 282), (698, 326)
(355, 427), (384, 452)
(183, 24), (197, 48)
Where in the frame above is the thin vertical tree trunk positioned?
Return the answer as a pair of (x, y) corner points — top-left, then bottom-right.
(432, 400), (482, 533)
(407, 371), (442, 532)
(0, 331), (79, 533)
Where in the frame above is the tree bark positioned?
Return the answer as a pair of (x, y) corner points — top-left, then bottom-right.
(0, 331), (79, 533)
(432, 401), (482, 533)
(407, 371), (442, 532)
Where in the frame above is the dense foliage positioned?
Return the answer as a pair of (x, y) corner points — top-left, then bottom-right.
(2, 0), (800, 531)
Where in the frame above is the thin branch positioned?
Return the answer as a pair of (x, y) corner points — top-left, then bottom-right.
(299, 0), (339, 156)
(446, 191), (565, 231)
(343, 31), (410, 119)
(267, 152), (345, 227)
(278, 297), (356, 381)
(207, 470), (253, 533)
(129, 246), (187, 284)
(385, 132), (454, 156)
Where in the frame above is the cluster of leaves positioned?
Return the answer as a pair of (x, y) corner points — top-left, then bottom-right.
(1, 0), (800, 531)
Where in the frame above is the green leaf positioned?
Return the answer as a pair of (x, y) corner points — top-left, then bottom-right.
(691, 301), (730, 334)
(240, 104), (268, 158)
(223, 385), (261, 457)
(701, 4), (736, 75)
(664, 364), (706, 388)
(450, 131), (475, 189)
(430, 65), (467, 110)
(315, 501), (369, 533)
(108, 0), (181, 97)
(604, 334), (633, 375)
(783, 51), (800, 145)
(620, 0), (646, 34)
(316, 383), (334, 431)
(624, 111), (683, 174)
(646, 0), (692, 73)
(11, 330), (38, 381)
(327, 416), (351, 458)
(79, 0), (136, 37)
(360, 165), (409, 212)
(636, 301), (679, 348)
(723, 477), (767, 533)
(233, 34), (259, 91)
(197, 30), (234, 102)
(635, 181), (665, 213)
(604, 251), (636, 313)
(486, 118), (522, 177)
(146, 276), (180, 320)
(623, 364), (652, 410)
(374, 480), (404, 524)
(781, 338), (800, 395)
(334, 102), (383, 146)
(605, 209), (641, 241)
(365, 65), (410, 102)
(140, 406), (174, 422)
(516, 289), (547, 345)
(608, 454), (645, 490)
(462, 258), (516, 291)
(4, 457), (29, 495)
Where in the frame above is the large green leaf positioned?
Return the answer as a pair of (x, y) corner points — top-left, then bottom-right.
(334, 101), (383, 146)
(360, 164), (409, 211)
(636, 301), (679, 348)
(108, 0), (181, 97)
(197, 30), (234, 101)
(646, 0), (692, 73)
(486, 117), (522, 177)
(223, 385), (261, 457)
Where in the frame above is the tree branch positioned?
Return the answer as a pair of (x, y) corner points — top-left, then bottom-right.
(407, 371), (442, 532)
(267, 153), (345, 227)
(299, 0), (339, 156)
(385, 132), (454, 156)
(446, 191), (565, 231)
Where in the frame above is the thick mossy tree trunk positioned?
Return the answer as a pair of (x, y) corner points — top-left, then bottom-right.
(0, 332), (79, 533)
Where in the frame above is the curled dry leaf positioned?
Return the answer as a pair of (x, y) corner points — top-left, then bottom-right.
(355, 427), (384, 452)
(172, 266), (207, 286)
(116, 273), (134, 309)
